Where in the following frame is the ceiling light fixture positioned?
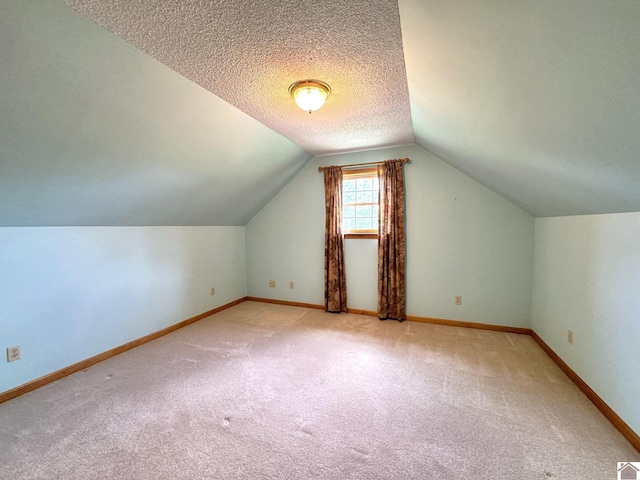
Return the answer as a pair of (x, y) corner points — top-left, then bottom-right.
(289, 79), (331, 113)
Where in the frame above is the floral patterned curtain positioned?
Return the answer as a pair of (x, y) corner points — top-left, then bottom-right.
(378, 160), (406, 321)
(323, 167), (347, 313)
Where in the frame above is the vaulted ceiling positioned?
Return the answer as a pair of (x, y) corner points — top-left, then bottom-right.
(61, 0), (414, 155)
(401, 0), (640, 217)
(1, 0), (639, 225)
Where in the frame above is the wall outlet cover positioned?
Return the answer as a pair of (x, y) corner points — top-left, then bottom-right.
(7, 346), (21, 362)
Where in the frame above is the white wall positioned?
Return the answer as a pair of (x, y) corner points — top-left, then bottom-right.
(246, 144), (535, 327)
(0, 226), (246, 393)
(531, 213), (640, 435)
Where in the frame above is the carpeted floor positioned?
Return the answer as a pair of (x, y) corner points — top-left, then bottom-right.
(1, 301), (637, 479)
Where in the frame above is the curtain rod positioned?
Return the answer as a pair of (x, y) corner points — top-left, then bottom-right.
(317, 158), (410, 172)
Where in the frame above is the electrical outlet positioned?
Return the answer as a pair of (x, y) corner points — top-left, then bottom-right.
(269, 280), (276, 288)
(210, 288), (216, 296)
(290, 281), (294, 289)
(568, 330), (574, 345)
(7, 346), (20, 362)
(455, 296), (462, 305)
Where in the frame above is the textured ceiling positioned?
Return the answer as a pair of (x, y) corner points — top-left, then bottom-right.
(3, 0), (640, 225)
(59, 0), (640, 217)
(61, 0), (415, 156)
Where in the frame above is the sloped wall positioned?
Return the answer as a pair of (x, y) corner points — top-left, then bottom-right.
(0, 226), (246, 393)
(531, 213), (640, 436)
(0, 0), (310, 227)
(246, 144), (534, 327)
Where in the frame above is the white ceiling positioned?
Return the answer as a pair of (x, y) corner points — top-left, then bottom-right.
(1, 0), (639, 225)
(61, 0), (415, 156)
(61, 0), (640, 217)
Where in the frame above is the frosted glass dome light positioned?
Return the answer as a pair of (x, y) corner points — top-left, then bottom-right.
(289, 80), (331, 113)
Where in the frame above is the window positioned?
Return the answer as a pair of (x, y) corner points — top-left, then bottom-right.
(342, 167), (379, 237)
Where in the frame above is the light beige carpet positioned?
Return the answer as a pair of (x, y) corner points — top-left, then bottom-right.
(1, 301), (637, 479)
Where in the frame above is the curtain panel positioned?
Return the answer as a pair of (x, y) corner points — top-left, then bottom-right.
(377, 160), (406, 321)
(323, 167), (348, 313)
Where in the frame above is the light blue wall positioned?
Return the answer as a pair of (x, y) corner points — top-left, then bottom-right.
(531, 213), (640, 435)
(0, 0), (310, 227)
(246, 144), (535, 327)
(0, 226), (247, 393)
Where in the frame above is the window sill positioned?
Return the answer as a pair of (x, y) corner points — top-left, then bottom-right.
(344, 233), (378, 240)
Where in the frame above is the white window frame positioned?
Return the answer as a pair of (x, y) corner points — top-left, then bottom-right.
(342, 167), (379, 238)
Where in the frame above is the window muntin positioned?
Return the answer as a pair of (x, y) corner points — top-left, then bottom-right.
(342, 167), (379, 235)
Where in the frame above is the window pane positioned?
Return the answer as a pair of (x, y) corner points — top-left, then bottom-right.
(342, 170), (380, 233)
(355, 205), (372, 217)
(356, 217), (373, 230)
(343, 179), (355, 192)
(343, 192), (356, 205)
(356, 191), (373, 203)
(356, 177), (373, 191)
(343, 217), (356, 230)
